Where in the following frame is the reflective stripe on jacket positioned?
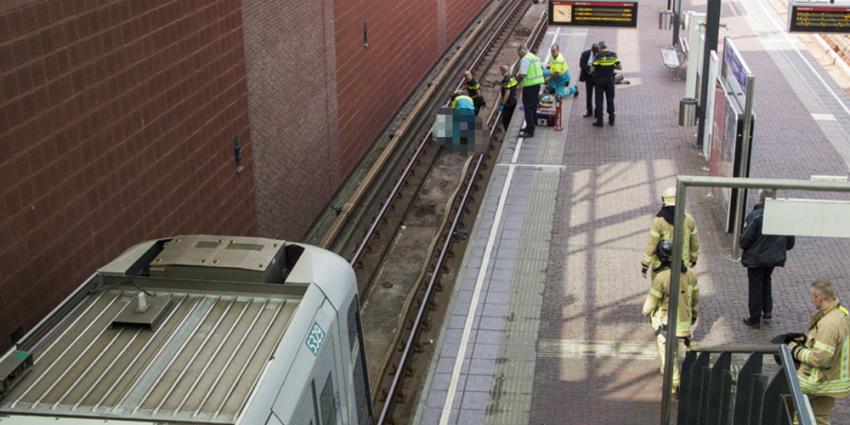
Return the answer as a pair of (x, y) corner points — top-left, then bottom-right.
(549, 53), (568, 75)
(796, 301), (850, 398)
(522, 53), (545, 87)
(642, 214), (700, 270)
(642, 267), (699, 337)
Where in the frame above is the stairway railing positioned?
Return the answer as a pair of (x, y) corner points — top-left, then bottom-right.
(677, 343), (815, 425)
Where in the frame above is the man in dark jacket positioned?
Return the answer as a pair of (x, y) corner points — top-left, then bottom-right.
(579, 44), (598, 118)
(740, 189), (796, 329)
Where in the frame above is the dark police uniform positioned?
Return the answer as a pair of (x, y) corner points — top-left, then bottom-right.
(466, 79), (486, 117)
(592, 50), (620, 125)
(499, 75), (518, 130)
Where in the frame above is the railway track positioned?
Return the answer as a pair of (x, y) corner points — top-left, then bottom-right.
(311, 0), (549, 423)
(361, 8), (549, 425)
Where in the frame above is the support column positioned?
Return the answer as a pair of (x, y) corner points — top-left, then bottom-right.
(696, 0), (722, 148)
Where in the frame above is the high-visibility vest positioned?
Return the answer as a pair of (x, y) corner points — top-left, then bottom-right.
(549, 53), (568, 75)
(521, 53), (545, 87)
(502, 76), (518, 89)
(451, 95), (475, 111)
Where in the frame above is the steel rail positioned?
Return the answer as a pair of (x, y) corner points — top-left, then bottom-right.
(349, 0), (528, 267)
(374, 9), (549, 424)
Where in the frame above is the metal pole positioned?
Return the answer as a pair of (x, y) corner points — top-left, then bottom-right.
(660, 179), (688, 425)
(729, 77), (756, 258)
(672, 0), (682, 45)
(667, 0), (672, 9)
(696, 0), (722, 147)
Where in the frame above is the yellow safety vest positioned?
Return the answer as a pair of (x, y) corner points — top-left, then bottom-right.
(451, 95), (475, 110)
(522, 53), (545, 87)
(502, 76), (518, 89)
(550, 53), (568, 75)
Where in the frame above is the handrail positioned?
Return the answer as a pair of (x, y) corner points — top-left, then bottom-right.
(779, 344), (816, 425)
(678, 343), (815, 425)
(690, 343), (778, 354)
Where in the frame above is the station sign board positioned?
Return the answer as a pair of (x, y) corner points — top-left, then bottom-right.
(549, 0), (639, 28)
(788, 2), (850, 33)
(764, 198), (850, 237)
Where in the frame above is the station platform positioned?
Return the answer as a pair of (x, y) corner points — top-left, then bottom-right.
(414, 0), (850, 424)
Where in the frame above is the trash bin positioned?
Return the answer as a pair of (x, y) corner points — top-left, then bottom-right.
(659, 10), (673, 30)
(679, 97), (698, 127)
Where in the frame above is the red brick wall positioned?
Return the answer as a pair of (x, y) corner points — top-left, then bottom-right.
(446, 0), (491, 46)
(0, 0), (255, 349)
(241, 0), (340, 240)
(333, 0), (491, 179)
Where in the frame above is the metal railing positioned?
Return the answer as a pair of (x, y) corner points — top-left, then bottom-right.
(677, 344), (815, 425)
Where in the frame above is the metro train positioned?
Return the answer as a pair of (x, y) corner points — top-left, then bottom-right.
(0, 235), (374, 425)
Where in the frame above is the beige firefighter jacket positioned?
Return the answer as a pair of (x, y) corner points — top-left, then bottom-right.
(794, 300), (850, 398)
(641, 213), (700, 271)
(642, 266), (700, 338)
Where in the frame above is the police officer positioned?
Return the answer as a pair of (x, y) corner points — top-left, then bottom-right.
(516, 45), (545, 138)
(642, 240), (700, 394)
(789, 278), (850, 425)
(499, 64), (518, 130)
(641, 187), (700, 279)
(590, 40), (621, 127)
(464, 70), (486, 116)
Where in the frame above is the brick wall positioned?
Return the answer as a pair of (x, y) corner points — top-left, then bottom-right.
(0, 0), (255, 350)
(333, 0), (491, 180)
(241, 0), (339, 240)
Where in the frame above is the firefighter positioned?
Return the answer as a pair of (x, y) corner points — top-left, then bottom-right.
(641, 187), (700, 279)
(789, 278), (850, 425)
(642, 239), (700, 394)
(464, 70), (486, 117)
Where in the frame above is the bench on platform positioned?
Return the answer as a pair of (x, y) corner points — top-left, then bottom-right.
(662, 36), (689, 80)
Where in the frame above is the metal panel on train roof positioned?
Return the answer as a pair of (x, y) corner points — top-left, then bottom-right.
(0, 288), (299, 424)
(150, 235), (284, 272)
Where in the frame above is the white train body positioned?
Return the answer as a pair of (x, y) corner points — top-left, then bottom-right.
(0, 235), (374, 425)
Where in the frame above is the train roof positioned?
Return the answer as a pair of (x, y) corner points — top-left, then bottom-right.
(0, 235), (316, 424)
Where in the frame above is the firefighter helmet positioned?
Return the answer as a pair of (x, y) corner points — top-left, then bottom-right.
(661, 187), (677, 206)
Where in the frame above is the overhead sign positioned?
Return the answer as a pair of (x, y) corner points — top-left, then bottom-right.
(549, 0), (639, 28)
(764, 198), (850, 237)
(788, 2), (850, 33)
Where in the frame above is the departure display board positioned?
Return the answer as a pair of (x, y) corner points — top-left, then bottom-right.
(549, 1), (639, 28)
(788, 3), (850, 33)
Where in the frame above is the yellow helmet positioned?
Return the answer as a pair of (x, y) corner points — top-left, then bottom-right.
(661, 187), (676, 206)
